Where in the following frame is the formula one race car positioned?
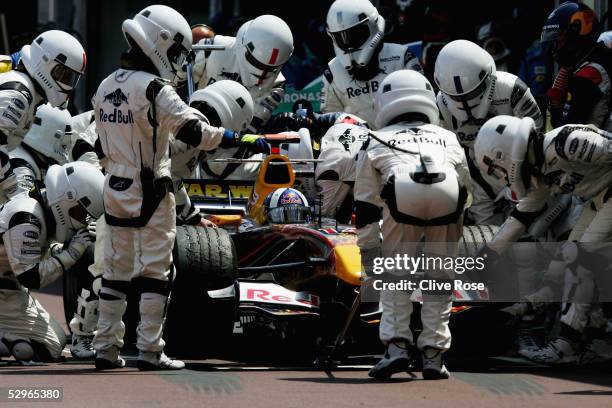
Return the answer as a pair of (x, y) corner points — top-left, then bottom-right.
(63, 132), (543, 365)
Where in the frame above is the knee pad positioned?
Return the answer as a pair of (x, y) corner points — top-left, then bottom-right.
(99, 278), (130, 301)
(133, 277), (171, 298)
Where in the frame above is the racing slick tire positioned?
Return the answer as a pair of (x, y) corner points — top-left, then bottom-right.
(164, 225), (239, 358)
(62, 244), (95, 331)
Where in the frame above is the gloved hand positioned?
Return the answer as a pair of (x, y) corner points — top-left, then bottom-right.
(87, 219), (97, 239)
(260, 88), (284, 112)
(66, 228), (93, 262)
(239, 134), (270, 154)
(266, 112), (313, 133)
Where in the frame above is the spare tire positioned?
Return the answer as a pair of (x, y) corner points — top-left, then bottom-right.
(164, 226), (238, 357)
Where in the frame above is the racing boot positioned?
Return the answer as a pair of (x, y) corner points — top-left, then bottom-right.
(368, 341), (412, 379)
(95, 346), (126, 370)
(70, 336), (95, 359)
(519, 336), (577, 364)
(137, 352), (185, 371)
(515, 315), (539, 355)
(422, 347), (450, 380)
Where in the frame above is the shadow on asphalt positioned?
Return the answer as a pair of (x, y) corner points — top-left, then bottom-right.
(277, 377), (416, 384)
(555, 390), (612, 395)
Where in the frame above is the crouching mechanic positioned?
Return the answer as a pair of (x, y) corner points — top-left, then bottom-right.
(321, 0), (423, 126)
(92, 5), (267, 371)
(356, 70), (470, 379)
(192, 15), (293, 132)
(434, 39), (543, 225)
(315, 114), (370, 222)
(0, 103), (72, 203)
(475, 116), (612, 364)
(0, 162), (103, 362)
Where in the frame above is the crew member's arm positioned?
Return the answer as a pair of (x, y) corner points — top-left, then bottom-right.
(315, 141), (352, 217)
(511, 77), (544, 131)
(320, 66), (345, 114)
(0, 158), (36, 199)
(487, 186), (550, 254)
(354, 138), (383, 253)
(0, 88), (32, 179)
(444, 132), (472, 207)
(150, 79), (254, 152)
(175, 182), (202, 225)
(403, 47), (424, 74)
(553, 125), (612, 164)
(4, 213), (90, 289)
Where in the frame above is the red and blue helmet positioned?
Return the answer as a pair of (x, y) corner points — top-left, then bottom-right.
(541, 1), (600, 67)
(264, 188), (311, 224)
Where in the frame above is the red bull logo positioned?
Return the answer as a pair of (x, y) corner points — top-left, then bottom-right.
(280, 190), (302, 205)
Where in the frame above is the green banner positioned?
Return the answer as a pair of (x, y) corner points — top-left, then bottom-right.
(274, 76), (324, 114)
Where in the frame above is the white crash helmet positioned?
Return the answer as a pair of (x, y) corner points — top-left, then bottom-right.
(45, 161), (105, 242)
(374, 70), (439, 129)
(235, 15), (294, 89)
(122, 5), (192, 83)
(189, 80), (254, 131)
(23, 103), (72, 164)
(20, 30), (86, 107)
(434, 40), (497, 123)
(474, 115), (537, 199)
(264, 188), (311, 224)
(326, 0), (385, 70)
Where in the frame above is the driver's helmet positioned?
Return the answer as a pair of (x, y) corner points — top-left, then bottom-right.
(264, 188), (311, 224)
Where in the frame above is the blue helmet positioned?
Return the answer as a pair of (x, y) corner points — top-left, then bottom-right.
(541, 1), (600, 67)
(264, 188), (311, 224)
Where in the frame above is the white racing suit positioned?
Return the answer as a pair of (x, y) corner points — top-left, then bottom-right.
(0, 70), (45, 186)
(92, 67), (227, 356)
(355, 122), (470, 351)
(438, 71), (544, 225)
(0, 196), (88, 360)
(193, 35), (285, 132)
(321, 43), (423, 126)
(0, 143), (50, 204)
(488, 124), (612, 336)
(315, 123), (369, 220)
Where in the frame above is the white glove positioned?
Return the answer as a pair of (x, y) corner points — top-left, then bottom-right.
(69, 228), (93, 255)
(87, 219), (97, 239)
